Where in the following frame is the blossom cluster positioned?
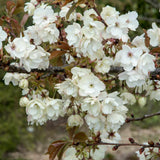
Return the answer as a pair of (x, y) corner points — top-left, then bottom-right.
(136, 143), (160, 160)
(1, 0), (160, 159)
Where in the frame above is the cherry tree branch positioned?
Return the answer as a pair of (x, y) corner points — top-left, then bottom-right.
(126, 111), (160, 123)
(86, 141), (160, 149)
(1, 62), (160, 80)
(88, 142), (159, 148)
(0, 62), (65, 74)
(109, 66), (160, 80)
(92, 6), (108, 27)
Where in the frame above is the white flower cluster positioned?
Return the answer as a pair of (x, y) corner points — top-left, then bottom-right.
(2, 1), (160, 159)
(56, 67), (128, 144)
(62, 146), (106, 160)
(5, 2), (62, 71)
(116, 39), (155, 88)
(20, 90), (65, 125)
(136, 143), (159, 160)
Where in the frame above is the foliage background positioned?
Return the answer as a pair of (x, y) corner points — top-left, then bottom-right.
(0, 0), (160, 160)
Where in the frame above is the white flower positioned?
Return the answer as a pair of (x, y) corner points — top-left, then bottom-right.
(22, 46), (50, 72)
(0, 26), (7, 49)
(103, 16), (129, 42)
(85, 114), (106, 132)
(55, 79), (78, 97)
(90, 146), (106, 160)
(132, 34), (149, 52)
(120, 92), (136, 105)
(95, 57), (113, 74)
(81, 98), (101, 116)
(107, 112), (126, 125)
(19, 97), (30, 107)
(147, 23), (160, 47)
(67, 115), (84, 127)
(115, 45), (143, 71)
(137, 53), (155, 76)
(24, 2), (36, 16)
(65, 23), (82, 47)
(62, 147), (79, 160)
(33, 4), (57, 25)
(150, 89), (160, 101)
(119, 11), (139, 31)
(119, 70), (146, 88)
(5, 36), (35, 59)
(71, 67), (91, 80)
(24, 25), (42, 45)
(138, 97), (147, 107)
(59, 3), (77, 21)
(101, 5), (119, 22)
(19, 79), (29, 89)
(78, 73), (105, 97)
(26, 98), (46, 121)
(38, 23), (59, 44)
(3, 72), (29, 86)
(82, 9), (98, 24)
(45, 98), (64, 120)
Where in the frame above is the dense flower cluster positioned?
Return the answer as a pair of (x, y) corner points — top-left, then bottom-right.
(1, 0), (160, 159)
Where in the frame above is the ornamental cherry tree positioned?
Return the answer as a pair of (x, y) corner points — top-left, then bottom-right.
(1, 0), (160, 159)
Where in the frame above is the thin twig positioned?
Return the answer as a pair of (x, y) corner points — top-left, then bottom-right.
(93, 6), (108, 27)
(126, 111), (160, 123)
(87, 141), (160, 149)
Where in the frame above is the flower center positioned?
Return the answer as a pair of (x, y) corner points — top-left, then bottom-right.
(128, 52), (133, 57)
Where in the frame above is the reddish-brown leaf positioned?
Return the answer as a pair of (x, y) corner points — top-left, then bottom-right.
(50, 50), (66, 59)
(47, 140), (67, 160)
(63, 0), (73, 6)
(6, 1), (16, 13)
(139, 147), (144, 154)
(56, 41), (70, 50)
(144, 29), (150, 48)
(20, 14), (29, 27)
(16, 0), (24, 8)
(151, 47), (160, 54)
(73, 132), (88, 143)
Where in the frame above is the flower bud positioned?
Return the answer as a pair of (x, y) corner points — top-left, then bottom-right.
(19, 79), (29, 89)
(79, 4), (86, 8)
(68, 115), (84, 127)
(138, 97), (147, 108)
(19, 97), (29, 107)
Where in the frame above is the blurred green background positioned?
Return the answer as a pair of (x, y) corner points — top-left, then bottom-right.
(0, 0), (160, 160)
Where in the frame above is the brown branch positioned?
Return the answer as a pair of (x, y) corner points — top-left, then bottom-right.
(1, 61), (160, 80)
(109, 66), (160, 80)
(87, 141), (160, 149)
(0, 62), (65, 74)
(126, 111), (160, 123)
(92, 6), (108, 27)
